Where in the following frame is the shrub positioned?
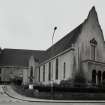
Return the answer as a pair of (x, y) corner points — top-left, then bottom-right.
(73, 72), (87, 87)
(11, 76), (22, 86)
(60, 79), (73, 88)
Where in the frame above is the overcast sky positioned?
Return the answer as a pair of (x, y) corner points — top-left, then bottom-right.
(0, 0), (105, 50)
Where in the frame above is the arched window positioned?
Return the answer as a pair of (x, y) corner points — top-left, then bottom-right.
(39, 67), (40, 82)
(0, 68), (1, 73)
(63, 62), (66, 79)
(49, 62), (51, 81)
(0, 77), (1, 82)
(30, 67), (33, 77)
(56, 58), (59, 80)
(90, 38), (97, 60)
(30, 66), (33, 83)
(92, 70), (96, 84)
(97, 71), (101, 85)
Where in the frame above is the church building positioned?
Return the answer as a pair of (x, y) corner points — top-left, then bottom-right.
(0, 6), (105, 87)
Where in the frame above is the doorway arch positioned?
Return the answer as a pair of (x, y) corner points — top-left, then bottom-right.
(102, 71), (105, 86)
(92, 70), (96, 84)
(102, 71), (105, 81)
(97, 71), (101, 85)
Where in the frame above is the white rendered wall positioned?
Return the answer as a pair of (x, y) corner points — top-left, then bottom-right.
(38, 49), (74, 84)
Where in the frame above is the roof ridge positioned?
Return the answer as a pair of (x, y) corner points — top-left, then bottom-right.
(3, 48), (45, 52)
(46, 23), (83, 51)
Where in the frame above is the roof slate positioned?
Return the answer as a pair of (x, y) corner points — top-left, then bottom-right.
(38, 7), (98, 63)
(0, 24), (83, 66)
(39, 23), (83, 63)
(0, 49), (45, 67)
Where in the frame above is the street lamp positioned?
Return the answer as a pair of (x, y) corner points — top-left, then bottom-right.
(52, 27), (57, 45)
(51, 26), (57, 98)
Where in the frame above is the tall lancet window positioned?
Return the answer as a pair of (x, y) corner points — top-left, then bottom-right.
(39, 67), (40, 82)
(63, 62), (66, 79)
(49, 62), (51, 81)
(90, 38), (97, 60)
(43, 65), (45, 81)
(56, 58), (59, 80)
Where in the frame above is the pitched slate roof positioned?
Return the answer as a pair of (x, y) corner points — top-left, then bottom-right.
(39, 23), (83, 63)
(0, 48), (45, 67)
(0, 24), (83, 66)
(0, 23), (83, 66)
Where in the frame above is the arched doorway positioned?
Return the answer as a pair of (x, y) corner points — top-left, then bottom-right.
(92, 70), (96, 84)
(97, 71), (101, 85)
(102, 71), (105, 83)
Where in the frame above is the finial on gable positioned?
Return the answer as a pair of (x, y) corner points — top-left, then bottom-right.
(89, 6), (97, 16)
(87, 6), (98, 21)
(91, 6), (95, 11)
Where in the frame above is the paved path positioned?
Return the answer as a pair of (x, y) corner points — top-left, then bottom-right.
(0, 85), (23, 104)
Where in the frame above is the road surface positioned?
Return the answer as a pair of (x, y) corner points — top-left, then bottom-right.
(0, 85), (105, 105)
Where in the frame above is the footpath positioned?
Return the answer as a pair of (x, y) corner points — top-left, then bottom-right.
(2, 85), (105, 103)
